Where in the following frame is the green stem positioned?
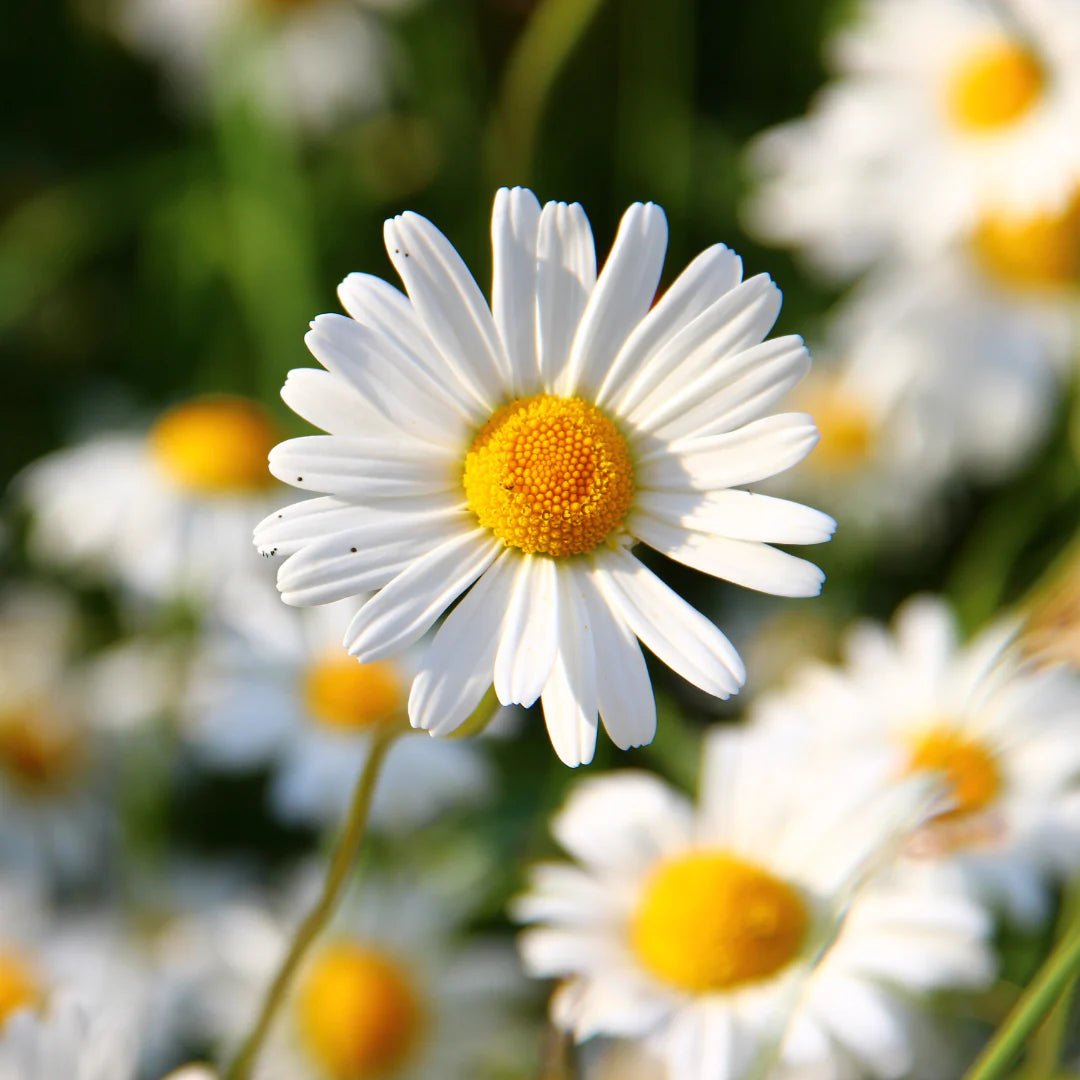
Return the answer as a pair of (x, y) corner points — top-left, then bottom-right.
(223, 727), (397, 1080)
(964, 899), (1080, 1080)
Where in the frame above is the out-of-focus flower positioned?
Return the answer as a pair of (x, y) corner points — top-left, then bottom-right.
(1023, 539), (1080, 668)
(181, 594), (492, 831)
(111, 0), (408, 132)
(256, 186), (835, 766)
(746, 0), (1080, 278)
(19, 396), (284, 610)
(0, 589), (116, 882)
(757, 595), (1080, 926)
(513, 724), (939, 1079)
(778, 270), (1059, 529)
(181, 871), (527, 1080)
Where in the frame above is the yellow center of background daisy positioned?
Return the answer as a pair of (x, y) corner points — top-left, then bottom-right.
(801, 382), (874, 473)
(150, 396), (280, 495)
(973, 188), (1080, 290)
(947, 39), (1044, 132)
(303, 655), (403, 732)
(297, 942), (424, 1078)
(0, 950), (41, 1025)
(630, 852), (809, 993)
(0, 710), (83, 793)
(463, 395), (634, 557)
(907, 727), (1002, 820)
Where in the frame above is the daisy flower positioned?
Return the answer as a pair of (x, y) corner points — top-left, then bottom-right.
(0, 588), (117, 883)
(513, 723), (939, 1079)
(184, 870), (527, 1080)
(181, 595), (492, 831)
(112, 0), (404, 132)
(746, 0), (1080, 277)
(19, 396), (284, 609)
(756, 595), (1080, 926)
(256, 187), (834, 765)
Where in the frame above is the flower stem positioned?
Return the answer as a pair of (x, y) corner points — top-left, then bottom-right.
(223, 727), (397, 1080)
(964, 894), (1080, 1080)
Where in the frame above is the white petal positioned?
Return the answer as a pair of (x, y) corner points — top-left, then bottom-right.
(305, 314), (472, 445)
(636, 413), (819, 492)
(612, 274), (781, 420)
(408, 551), (517, 735)
(281, 368), (397, 438)
(385, 212), (511, 409)
(276, 514), (473, 606)
(540, 563), (599, 767)
(493, 556), (559, 708)
(594, 242), (743, 408)
(578, 572), (656, 750)
(556, 202), (668, 398)
(641, 335), (810, 440)
(268, 435), (456, 498)
(593, 546), (744, 698)
(636, 489), (836, 545)
(630, 511), (826, 597)
(344, 530), (501, 662)
(536, 201), (597, 391)
(491, 187), (542, 396)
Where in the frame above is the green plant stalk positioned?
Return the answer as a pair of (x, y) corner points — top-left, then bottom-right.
(964, 902), (1080, 1080)
(223, 727), (397, 1080)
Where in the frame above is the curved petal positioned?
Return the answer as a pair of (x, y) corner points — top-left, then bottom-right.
(556, 202), (668, 398)
(281, 368), (397, 439)
(493, 555), (559, 708)
(592, 546), (744, 698)
(492, 187), (542, 396)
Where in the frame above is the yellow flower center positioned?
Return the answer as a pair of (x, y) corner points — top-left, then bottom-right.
(0, 710), (83, 793)
(302, 655), (404, 732)
(630, 852), (809, 993)
(0, 950), (42, 1026)
(907, 727), (1002, 821)
(801, 381), (874, 473)
(149, 397), (281, 495)
(973, 188), (1080, 291)
(946, 38), (1044, 132)
(463, 395), (634, 557)
(297, 942), (424, 1079)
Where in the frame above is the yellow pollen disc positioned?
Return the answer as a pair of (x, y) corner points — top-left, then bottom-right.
(800, 382), (874, 473)
(302, 655), (404, 732)
(462, 395), (634, 557)
(0, 950), (42, 1025)
(907, 727), (1002, 821)
(297, 942), (424, 1078)
(149, 396), (281, 495)
(946, 38), (1044, 132)
(973, 188), (1080, 291)
(0, 710), (83, 793)
(630, 852), (809, 994)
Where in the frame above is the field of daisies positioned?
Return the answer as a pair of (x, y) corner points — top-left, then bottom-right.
(4, 0), (1080, 1077)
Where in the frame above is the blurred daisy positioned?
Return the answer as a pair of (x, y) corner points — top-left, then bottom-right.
(780, 270), (1059, 529)
(181, 595), (492, 832)
(257, 187), (834, 765)
(114, 0), (405, 132)
(514, 724), (935, 1079)
(0, 588), (116, 882)
(186, 872), (526, 1080)
(746, 0), (1080, 277)
(20, 396), (283, 608)
(757, 595), (1080, 926)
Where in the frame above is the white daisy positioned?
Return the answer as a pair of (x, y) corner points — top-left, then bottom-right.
(756, 595), (1080, 926)
(513, 723), (936, 1079)
(20, 396), (285, 608)
(746, 0), (1080, 277)
(0, 588), (117, 883)
(113, 0), (403, 132)
(183, 870), (527, 1080)
(778, 269), (1059, 530)
(181, 593), (493, 831)
(256, 187), (834, 766)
